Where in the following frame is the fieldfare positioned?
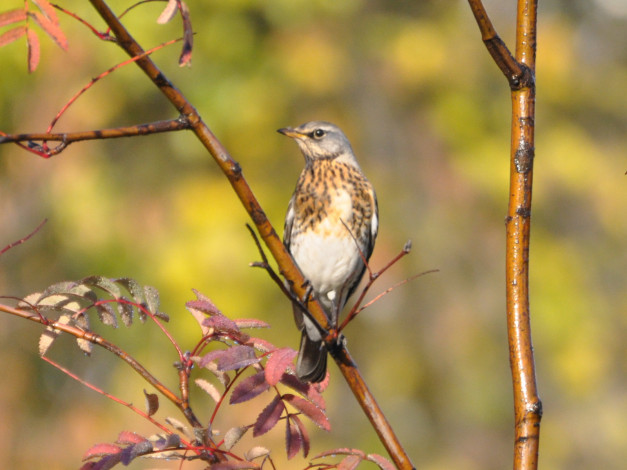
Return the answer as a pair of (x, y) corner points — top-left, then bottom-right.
(279, 121), (378, 382)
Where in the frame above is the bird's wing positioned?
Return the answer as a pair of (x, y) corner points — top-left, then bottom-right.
(344, 187), (378, 303)
(367, 190), (379, 259)
(283, 195), (295, 249)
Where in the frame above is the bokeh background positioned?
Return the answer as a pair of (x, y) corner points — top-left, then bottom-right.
(1, 1), (625, 469)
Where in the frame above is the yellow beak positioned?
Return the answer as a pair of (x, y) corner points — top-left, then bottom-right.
(277, 127), (306, 139)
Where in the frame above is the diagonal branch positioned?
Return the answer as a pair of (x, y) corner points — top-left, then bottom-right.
(84, 1), (414, 467)
(467, 0), (533, 90)
(0, 218), (47, 256)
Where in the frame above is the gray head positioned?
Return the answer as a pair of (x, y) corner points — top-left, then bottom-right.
(278, 121), (360, 167)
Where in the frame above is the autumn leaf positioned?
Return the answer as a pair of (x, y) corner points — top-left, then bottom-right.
(253, 395), (283, 437)
(0, 9), (26, 28)
(265, 348), (297, 386)
(30, 10), (67, 50)
(285, 418), (303, 460)
(0, 26), (26, 48)
(230, 371), (270, 404)
(283, 394), (330, 431)
(26, 27), (40, 73)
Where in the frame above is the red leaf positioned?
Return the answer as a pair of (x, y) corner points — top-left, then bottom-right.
(178, 1), (192, 66)
(230, 371), (270, 404)
(156, 0), (178, 24)
(30, 11), (67, 50)
(283, 394), (330, 431)
(0, 9), (26, 27)
(192, 293), (219, 314)
(338, 454), (362, 470)
(203, 314), (242, 336)
(253, 395), (283, 437)
(32, 0), (59, 23)
(246, 336), (275, 353)
(143, 389), (159, 416)
(0, 26), (25, 48)
(280, 374), (327, 410)
(83, 443), (122, 460)
(291, 415), (310, 457)
(265, 348), (297, 386)
(233, 318), (270, 329)
(367, 453), (396, 470)
(26, 27), (39, 72)
(187, 291), (221, 316)
(116, 431), (146, 445)
(285, 418), (302, 460)
(198, 349), (224, 367)
(314, 448), (365, 459)
(217, 345), (259, 371)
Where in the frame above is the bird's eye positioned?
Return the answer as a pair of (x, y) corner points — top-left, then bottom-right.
(312, 129), (326, 139)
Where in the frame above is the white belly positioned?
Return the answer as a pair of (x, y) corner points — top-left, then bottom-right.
(290, 228), (364, 305)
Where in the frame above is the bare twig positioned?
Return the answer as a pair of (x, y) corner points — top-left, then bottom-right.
(246, 223), (323, 338)
(338, 242), (414, 332)
(41, 355), (186, 439)
(341, 269), (439, 331)
(0, 117), (191, 148)
(467, 1), (541, 469)
(0, 301), (204, 430)
(0, 218), (47, 256)
(46, 36), (183, 135)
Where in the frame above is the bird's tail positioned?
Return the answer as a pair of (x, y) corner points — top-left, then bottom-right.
(296, 332), (327, 383)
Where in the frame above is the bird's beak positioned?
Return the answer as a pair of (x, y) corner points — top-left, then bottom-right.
(277, 127), (306, 139)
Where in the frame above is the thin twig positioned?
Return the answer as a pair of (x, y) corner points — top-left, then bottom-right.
(245, 223), (322, 336)
(0, 301), (203, 429)
(344, 269), (439, 326)
(339, 241), (413, 332)
(0, 218), (47, 256)
(41, 355), (186, 439)
(46, 36), (183, 135)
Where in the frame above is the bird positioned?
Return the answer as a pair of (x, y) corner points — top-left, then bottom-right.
(279, 121), (378, 382)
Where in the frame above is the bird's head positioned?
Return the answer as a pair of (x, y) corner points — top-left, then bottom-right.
(278, 121), (359, 167)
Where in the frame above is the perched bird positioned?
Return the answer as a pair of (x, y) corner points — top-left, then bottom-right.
(279, 121), (378, 382)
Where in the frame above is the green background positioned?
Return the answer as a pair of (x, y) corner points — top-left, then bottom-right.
(1, 1), (625, 468)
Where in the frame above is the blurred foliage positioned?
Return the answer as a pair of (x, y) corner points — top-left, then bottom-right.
(1, 0), (625, 469)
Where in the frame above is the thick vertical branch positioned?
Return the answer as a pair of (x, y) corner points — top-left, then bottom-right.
(468, 1), (541, 469)
(508, 2), (541, 469)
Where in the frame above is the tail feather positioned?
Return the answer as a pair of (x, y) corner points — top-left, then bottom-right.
(296, 333), (327, 383)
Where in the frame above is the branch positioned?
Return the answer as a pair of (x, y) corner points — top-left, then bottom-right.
(0, 302), (203, 430)
(13, 1), (417, 466)
(339, 241), (413, 331)
(41, 355), (190, 441)
(467, 2), (541, 470)
(0, 118), (191, 156)
(467, 0), (534, 90)
(0, 218), (47, 256)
